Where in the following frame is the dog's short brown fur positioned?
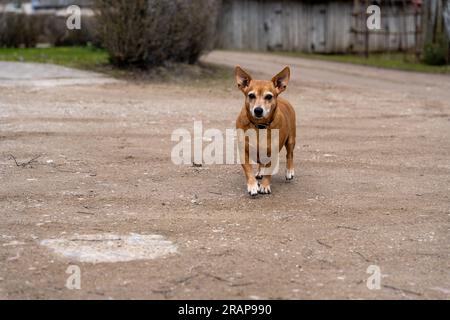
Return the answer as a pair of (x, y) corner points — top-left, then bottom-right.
(235, 66), (296, 196)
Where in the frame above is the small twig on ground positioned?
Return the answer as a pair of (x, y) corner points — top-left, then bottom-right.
(209, 249), (234, 257)
(337, 225), (360, 231)
(280, 214), (295, 222)
(353, 251), (371, 262)
(76, 211), (95, 215)
(202, 272), (229, 283)
(202, 272), (253, 287)
(316, 239), (333, 249)
(382, 284), (422, 296)
(172, 274), (199, 285)
(9, 154), (41, 168)
(151, 288), (172, 298)
(229, 282), (254, 287)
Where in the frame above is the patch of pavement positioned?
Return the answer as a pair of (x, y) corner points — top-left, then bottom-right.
(0, 61), (120, 87)
(40, 234), (177, 263)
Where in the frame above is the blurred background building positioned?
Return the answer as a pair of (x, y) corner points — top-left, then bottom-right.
(0, 0), (449, 65)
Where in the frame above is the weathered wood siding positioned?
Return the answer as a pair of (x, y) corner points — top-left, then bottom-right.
(215, 0), (419, 53)
(32, 0), (93, 8)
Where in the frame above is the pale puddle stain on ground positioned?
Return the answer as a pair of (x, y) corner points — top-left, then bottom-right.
(40, 233), (177, 263)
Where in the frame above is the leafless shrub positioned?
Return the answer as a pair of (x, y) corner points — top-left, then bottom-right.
(0, 12), (40, 47)
(0, 12), (98, 47)
(95, 0), (219, 68)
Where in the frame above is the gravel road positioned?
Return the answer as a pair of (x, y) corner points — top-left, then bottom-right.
(0, 51), (449, 299)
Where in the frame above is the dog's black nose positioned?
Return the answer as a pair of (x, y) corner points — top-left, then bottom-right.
(254, 107), (264, 117)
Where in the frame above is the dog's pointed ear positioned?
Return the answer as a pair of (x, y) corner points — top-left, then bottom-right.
(235, 66), (252, 92)
(272, 66), (290, 94)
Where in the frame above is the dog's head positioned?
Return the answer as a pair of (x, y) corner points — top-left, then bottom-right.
(235, 66), (290, 121)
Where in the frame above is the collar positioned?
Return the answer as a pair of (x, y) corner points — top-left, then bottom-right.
(251, 116), (273, 130)
(256, 123), (269, 129)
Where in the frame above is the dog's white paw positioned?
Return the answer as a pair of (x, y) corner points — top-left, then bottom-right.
(286, 169), (294, 181)
(247, 182), (259, 196)
(258, 184), (271, 194)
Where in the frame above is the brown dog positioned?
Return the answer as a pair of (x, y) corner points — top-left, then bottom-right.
(235, 66), (296, 196)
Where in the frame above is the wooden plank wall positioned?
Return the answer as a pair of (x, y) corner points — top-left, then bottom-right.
(215, 0), (418, 53)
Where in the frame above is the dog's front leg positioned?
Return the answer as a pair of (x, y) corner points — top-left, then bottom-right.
(255, 164), (263, 180)
(258, 165), (272, 194)
(242, 163), (259, 196)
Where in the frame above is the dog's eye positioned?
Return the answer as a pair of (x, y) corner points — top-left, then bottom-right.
(248, 93), (256, 99)
(264, 94), (273, 100)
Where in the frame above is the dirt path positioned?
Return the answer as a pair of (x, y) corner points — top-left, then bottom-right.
(0, 51), (449, 299)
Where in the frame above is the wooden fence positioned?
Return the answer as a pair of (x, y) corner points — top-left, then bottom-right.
(215, 0), (422, 53)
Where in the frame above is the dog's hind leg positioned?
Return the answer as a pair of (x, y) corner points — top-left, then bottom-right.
(285, 137), (295, 180)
